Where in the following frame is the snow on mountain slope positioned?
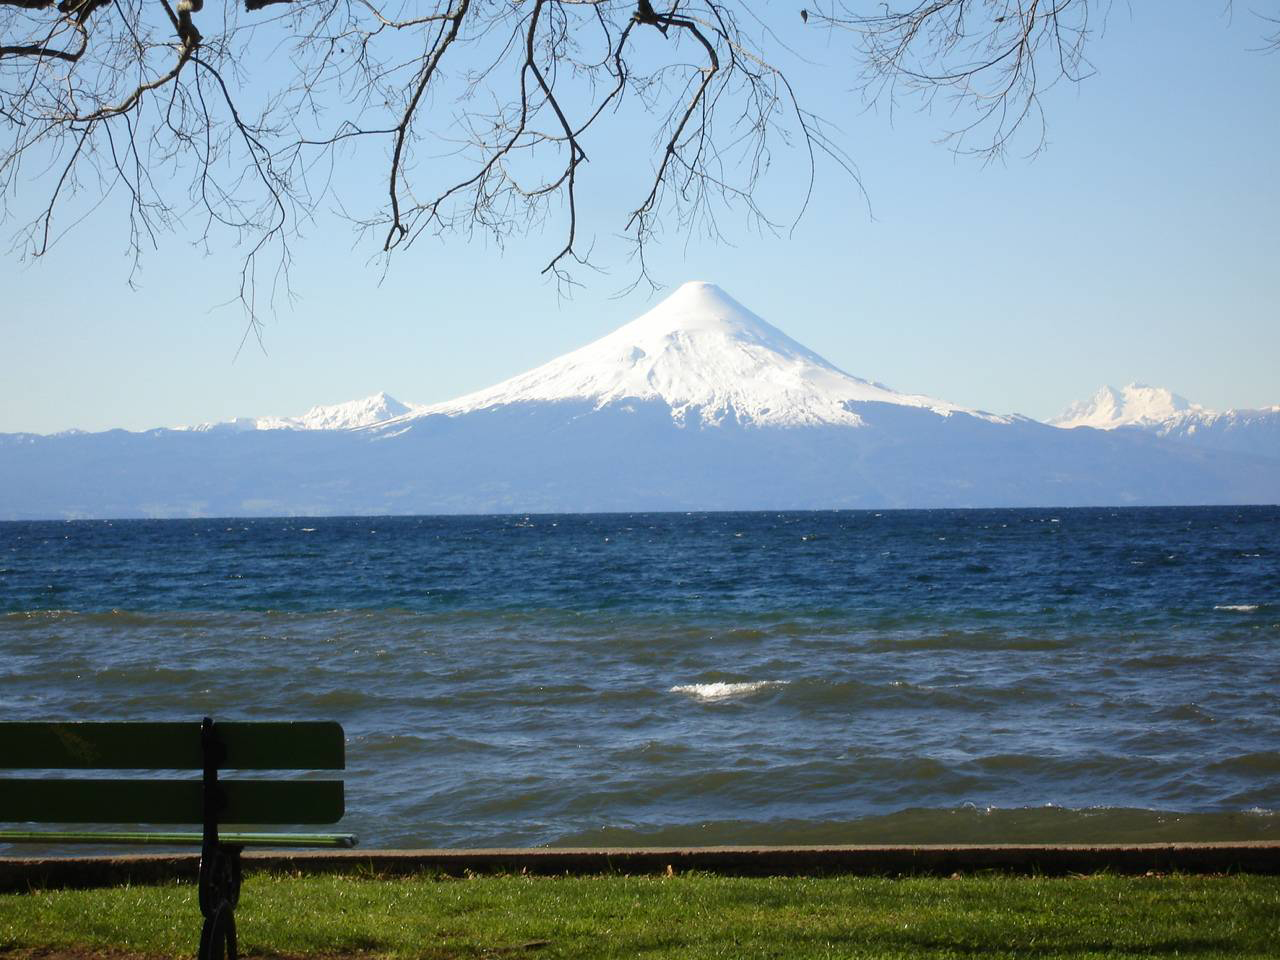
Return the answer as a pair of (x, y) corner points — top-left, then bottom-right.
(1050, 385), (1280, 461)
(1149, 404), (1280, 460)
(1051, 384), (1205, 430)
(188, 392), (421, 432)
(275, 392), (421, 430)
(413, 281), (996, 428)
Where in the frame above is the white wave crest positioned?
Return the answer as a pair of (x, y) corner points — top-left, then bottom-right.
(1214, 604), (1260, 612)
(670, 680), (788, 702)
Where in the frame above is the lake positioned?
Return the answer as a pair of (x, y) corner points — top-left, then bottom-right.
(1, 507), (1276, 848)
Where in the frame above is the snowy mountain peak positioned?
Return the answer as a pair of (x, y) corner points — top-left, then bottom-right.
(1051, 384), (1207, 430)
(187, 392), (421, 432)
(419, 282), (985, 428)
(626, 281), (794, 341)
(284, 392), (417, 431)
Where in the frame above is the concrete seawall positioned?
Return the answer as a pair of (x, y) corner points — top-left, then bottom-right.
(2, 843), (1277, 892)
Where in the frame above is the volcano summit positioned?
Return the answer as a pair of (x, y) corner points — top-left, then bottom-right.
(411, 281), (986, 428)
(2, 283), (1276, 517)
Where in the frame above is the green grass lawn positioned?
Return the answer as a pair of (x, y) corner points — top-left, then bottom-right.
(2, 872), (1277, 959)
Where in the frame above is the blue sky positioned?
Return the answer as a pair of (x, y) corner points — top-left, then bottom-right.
(3, 1), (1277, 434)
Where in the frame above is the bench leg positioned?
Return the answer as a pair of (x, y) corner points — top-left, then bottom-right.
(199, 901), (237, 960)
(198, 842), (242, 960)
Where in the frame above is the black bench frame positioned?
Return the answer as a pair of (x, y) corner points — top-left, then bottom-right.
(198, 716), (246, 960)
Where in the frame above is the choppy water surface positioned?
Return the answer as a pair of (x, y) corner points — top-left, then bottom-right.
(2, 507), (1277, 848)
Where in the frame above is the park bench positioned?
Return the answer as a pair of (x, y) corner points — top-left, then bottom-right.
(0, 718), (357, 960)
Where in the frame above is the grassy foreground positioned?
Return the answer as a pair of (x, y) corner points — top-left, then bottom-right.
(1, 872), (1278, 959)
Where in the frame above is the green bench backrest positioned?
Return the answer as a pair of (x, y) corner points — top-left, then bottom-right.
(0, 722), (345, 826)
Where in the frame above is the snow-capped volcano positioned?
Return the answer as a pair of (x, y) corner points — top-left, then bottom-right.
(417, 281), (988, 428)
(1051, 384), (1204, 430)
(5, 282), (1277, 518)
(1050, 384), (1280, 461)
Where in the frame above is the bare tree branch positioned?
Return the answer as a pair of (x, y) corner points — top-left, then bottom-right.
(0, 0), (1271, 320)
(807, 0), (1098, 160)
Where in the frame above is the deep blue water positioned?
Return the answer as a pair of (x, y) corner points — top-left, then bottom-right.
(2, 507), (1277, 848)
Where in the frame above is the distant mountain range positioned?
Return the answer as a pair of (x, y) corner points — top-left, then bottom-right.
(2, 282), (1276, 518)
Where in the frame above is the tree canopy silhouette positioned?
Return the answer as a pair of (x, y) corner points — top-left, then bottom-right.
(1, 0), (1273, 315)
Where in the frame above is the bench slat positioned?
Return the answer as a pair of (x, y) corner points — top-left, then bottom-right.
(0, 722), (345, 770)
(0, 830), (357, 848)
(0, 778), (345, 824)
